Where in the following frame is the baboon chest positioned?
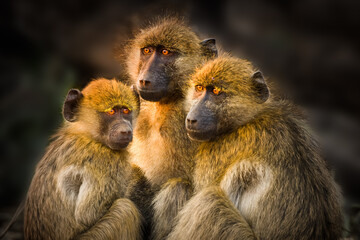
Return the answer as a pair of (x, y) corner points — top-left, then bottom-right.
(132, 103), (194, 186)
(194, 154), (233, 191)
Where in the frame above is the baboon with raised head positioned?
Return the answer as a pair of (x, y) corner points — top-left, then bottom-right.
(168, 56), (343, 240)
(24, 79), (145, 240)
(126, 17), (218, 239)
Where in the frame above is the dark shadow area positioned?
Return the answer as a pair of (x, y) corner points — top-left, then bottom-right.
(1, 0), (359, 239)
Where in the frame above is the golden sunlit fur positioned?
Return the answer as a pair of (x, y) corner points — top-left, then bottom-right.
(126, 17), (217, 240)
(24, 79), (144, 240)
(168, 56), (343, 240)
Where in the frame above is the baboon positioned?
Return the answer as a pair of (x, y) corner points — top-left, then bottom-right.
(126, 17), (217, 239)
(168, 56), (343, 240)
(24, 79), (145, 240)
(127, 164), (155, 239)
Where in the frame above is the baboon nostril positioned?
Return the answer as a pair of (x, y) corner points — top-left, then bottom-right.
(187, 119), (197, 125)
(121, 131), (131, 135)
(139, 80), (151, 87)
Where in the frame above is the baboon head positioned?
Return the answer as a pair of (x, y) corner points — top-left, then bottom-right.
(63, 79), (140, 150)
(126, 17), (217, 102)
(185, 57), (270, 142)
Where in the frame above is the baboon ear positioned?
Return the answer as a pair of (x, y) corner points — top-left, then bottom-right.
(252, 71), (269, 103)
(131, 84), (140, 109)
(63, 89), (83, 122)
(200, 38), (218, 58)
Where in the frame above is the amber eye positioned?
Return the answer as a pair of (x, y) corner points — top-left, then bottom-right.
(212, 88), (221, 95)
(162, 49), (169, 55)
(143, 48), (151, 54)
(107, 109), (116, 115)
(122, 108), (130, 114)
(195, 85), (205, 92)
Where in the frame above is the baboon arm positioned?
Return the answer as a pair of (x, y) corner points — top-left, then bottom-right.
(126, 165), (155, 237)
(76, 198), (143, 240)
(220, 160), (270, 211)
(56, 166), (108, 227)
(74, 176), (110, 227)
(167, 186), (256, 240)
(151, 178), (193, 240)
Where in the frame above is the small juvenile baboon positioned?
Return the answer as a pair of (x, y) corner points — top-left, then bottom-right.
(168, 56), (343, 239)
(24, 79), (145, 240)
(126, 17), (217, 239)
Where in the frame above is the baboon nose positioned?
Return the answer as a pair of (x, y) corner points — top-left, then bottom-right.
(139, 79), (151, 87)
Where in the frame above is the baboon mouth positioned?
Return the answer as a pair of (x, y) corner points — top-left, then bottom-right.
(186, 129), (214, 142)
(109, 143), (129, 150)
(138, 89), (167, 102)
(108, 139), (132, 150)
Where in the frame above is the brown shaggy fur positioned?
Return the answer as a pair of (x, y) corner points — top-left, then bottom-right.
(126, 17), (217, 239)
(168, 56), (343, 240)
(24, 79), (144, 240)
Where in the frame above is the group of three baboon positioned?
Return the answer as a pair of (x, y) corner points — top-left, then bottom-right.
(24, 17), (343, 239)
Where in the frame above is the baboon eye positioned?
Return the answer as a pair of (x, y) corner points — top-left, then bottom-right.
(122, 108), (130, 114)
(107, 108), (116, 115)
(212, 88), (221, 95)
(195, 85), (205, 92)
(161, 49), (169, 55)
(143, 48), (151, 54)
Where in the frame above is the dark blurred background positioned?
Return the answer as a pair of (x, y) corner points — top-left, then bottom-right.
(0, 0), (359, 239)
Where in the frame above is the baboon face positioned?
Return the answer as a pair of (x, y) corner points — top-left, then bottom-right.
(185, 58), (269, 142)
(63, 80), (139, 150)
(98, 106), (134, 150)
(185, 85), (227, 142)
(127, 19), (217, 102)
(135, 39), (217, 102)
(136, 46), (179, 101)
